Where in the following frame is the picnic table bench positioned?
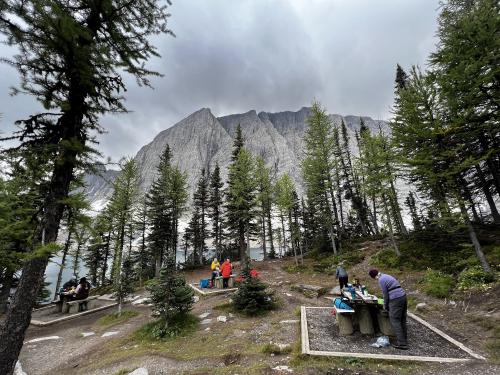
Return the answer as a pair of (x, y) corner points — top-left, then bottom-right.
(214, 275), (235, 289)
(65, 296), (98, 314)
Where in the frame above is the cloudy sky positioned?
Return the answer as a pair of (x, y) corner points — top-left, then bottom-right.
(0, 0), (440, 162)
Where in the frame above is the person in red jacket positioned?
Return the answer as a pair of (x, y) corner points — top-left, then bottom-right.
(220, 258), (232, 288)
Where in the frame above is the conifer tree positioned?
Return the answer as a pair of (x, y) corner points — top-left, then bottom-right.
(233, 263), (277, 316)
(226, 126), (256, 266)
(147, 258), (194, 337)
(254, 157), (274, 259)
(115, 257), (135, 316)
(132, 197), (150, 286)
(275, 174), (299, 264)
(109, 159), (140, 285)
(208, 163), (224, 259)
(193, 168), (209, 264)
(405, 192), (422, 231)
(0, 1), (173, 370)
(146, 146), (187, 273)
(301, 102), (339, 254)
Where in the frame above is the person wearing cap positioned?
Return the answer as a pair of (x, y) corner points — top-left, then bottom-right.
(369, 269), (408, 350)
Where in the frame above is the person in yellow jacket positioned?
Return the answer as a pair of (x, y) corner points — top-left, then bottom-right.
(211, 258), (220, 286)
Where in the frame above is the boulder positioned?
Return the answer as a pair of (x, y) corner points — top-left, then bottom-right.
(416, 303), (428, 311)
(291, 284), (328, 298)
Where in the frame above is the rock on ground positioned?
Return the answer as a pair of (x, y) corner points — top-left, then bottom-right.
(101, 331), (119, 337)
(14, 362), (27, 375)
(128, 368), (148, 375)
(25, 336), (61, 343)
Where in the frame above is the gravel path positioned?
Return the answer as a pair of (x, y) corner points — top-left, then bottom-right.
(305, 307), (472, 359)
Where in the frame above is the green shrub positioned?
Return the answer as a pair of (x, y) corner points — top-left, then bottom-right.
(282, 264), (302, 274)
(147, 261), (194, 321)
(371, 249), (401, 269)
(457, 266), (496, 291)
(421, 269), (455, 298)
(135, 313), (198, 340)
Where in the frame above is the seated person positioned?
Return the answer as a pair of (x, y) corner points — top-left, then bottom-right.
(211, 258), (221, 286)
(74, 277), (91, 311)
(58, 277), (77, 301)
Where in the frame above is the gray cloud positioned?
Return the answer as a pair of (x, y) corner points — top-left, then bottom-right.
(0, 0), (440, 162)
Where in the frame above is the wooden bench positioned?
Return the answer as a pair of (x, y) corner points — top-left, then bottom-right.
(65, 296), (98, 314)
(332, 305), (355, 335)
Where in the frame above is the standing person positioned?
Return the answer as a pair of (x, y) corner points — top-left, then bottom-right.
(220, 258), (232, 288)
(336, 262), (349, 289)
(369, 269), (408, 350)
(211, 258), (221, 286)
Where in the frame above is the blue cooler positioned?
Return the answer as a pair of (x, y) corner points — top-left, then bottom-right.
(199, 279), (210, 288)
(333, 297), (353, 311)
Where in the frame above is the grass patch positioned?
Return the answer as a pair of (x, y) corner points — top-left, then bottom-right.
(96, 310), (139, 327)
(486, 325), (500, 364)
(421, 269), (455, 298)
(134, 313), (198, 340)
(261, 342), (292, 355)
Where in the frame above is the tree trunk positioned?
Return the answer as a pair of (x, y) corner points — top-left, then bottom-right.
(457, 196), (491, 273)
(54, 227), (73, 300)
(101, 230), (111, 286)
(371, 196), (380, 235)
(288, 211), (298, 266)
(389, 179), (407, 235)
(475, 164), (500, 223)
(0, 108), (84, 375)
(266, 204), (275, 257)
(73, 241), (83, 278)
(239, 221), (247, 267)
(261, 212), (267, 259)
(0, 270), (14, 314)
(280, 213), (288, 257)
(383, 193), (400, 256)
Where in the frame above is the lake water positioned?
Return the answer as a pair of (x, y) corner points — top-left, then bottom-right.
(44, 247), (265, 299)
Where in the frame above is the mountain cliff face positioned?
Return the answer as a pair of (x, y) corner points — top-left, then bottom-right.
(85, 107), (388, 207)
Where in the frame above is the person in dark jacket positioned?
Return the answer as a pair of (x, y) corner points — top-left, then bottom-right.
(335, 263), (349, 289)
(369, 269), (408, 350)
(74, 277), (91, 300)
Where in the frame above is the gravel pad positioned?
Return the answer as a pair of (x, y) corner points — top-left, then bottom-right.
(305, 308), (472, 359)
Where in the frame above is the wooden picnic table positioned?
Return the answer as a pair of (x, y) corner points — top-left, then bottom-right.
(341, 287), (378, 304)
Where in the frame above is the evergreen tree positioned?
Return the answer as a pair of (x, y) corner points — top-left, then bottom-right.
(430, 0), (500, 202)
(132, 197), (150, 286)
(225, 127), (256, 266)
(115, 257), (135, 316)
(233, 263), (277, 316)
(147, 146), (188, 273)
(254, 157), (274, 260)
(147, 258), (194, 337)
(109, 159), (140, 285)
(0, 1), (173, 371)
(275, 174), (299, 264)
(84, 213), (109, 287)
(301, 102), (340, 254)
(193, 168), (209, 265)
(208, 163), (224, 259)
(405, 192), (422, 231)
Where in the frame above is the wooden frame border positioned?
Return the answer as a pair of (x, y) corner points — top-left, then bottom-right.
(189, 283), (237, 296)
(31, 302), (118, 327)
(301, 307), (485, 363)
